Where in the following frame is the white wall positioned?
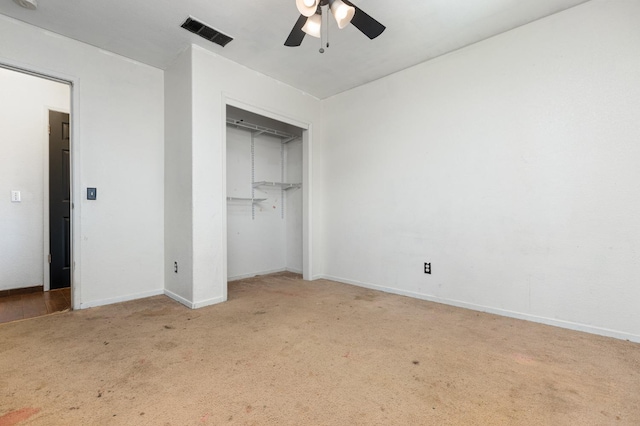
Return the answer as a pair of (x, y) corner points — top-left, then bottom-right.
(286, 139), (303, 273)
(164, 47), (193, 305)
(0, 16), (165, 308)
(175, 45), (322, 307)
(320, 0), (640, 342)
(0, 67), (69, 291)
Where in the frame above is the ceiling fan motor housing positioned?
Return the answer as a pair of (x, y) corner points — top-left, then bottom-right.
(15, 0), (38, 10)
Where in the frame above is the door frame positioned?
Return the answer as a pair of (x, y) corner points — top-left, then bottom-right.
(0, 60), (78, 309)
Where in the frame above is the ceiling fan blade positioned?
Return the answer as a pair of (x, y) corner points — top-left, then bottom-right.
(342, 0), (386, 40)
(285, 14), (307, 47)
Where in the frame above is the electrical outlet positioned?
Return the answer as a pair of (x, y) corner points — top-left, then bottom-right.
(424, 262), (431, 274)
(11, 190), (21, 202)
(174, 261), (178, 273)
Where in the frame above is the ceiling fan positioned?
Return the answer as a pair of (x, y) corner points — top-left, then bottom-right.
(285, 0), (385, 50)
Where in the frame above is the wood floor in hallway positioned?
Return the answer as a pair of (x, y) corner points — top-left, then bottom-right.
(0, 287), (70, 324)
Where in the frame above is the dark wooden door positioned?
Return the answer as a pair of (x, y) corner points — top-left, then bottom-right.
(49, 111), (71, 290)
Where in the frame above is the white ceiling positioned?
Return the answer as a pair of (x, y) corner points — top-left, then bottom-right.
(0, 0), (591, 99)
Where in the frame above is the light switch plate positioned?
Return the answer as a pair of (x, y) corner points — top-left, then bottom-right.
(11, 190), (21, 202)
(87, 187), (97, 200)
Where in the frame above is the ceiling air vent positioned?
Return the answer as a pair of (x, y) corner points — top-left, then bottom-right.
(181, 17), (233, 47)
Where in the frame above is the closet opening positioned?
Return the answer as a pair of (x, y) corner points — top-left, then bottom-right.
(224, 105), (307, 288)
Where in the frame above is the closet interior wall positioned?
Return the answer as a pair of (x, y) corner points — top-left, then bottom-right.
(226, 119), (303, 281)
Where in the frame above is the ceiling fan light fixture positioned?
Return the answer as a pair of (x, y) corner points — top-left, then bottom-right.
(284, 0), (385, 48)
(302, 13), (322, 38)
(14, 0), (37, 10)
(328, 0), (355, 29)
(296, 0), (318, 17)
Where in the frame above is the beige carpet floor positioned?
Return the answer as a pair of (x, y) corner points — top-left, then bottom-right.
(0, 272), (638, 425)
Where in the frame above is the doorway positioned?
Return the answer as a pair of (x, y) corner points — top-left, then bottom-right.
(0, 65), (73, 322)
(223, 101), (312, 297)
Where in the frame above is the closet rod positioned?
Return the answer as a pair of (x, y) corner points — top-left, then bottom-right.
(226, 118), (300, 143)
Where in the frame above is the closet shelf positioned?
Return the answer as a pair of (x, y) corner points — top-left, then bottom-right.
(252, 181), (301, 190)
(226, 118), (300, 143)
(227, 197), (267, 202)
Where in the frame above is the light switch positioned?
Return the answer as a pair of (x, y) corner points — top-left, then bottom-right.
(11, 190), (21, 203)
(87, 187), (97, 200)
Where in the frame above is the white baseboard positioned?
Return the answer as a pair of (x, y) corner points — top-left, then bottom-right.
(164, 289), (193, 308)
(164, 289), (225, 309)
(317, 275), (640, 344)
(193, 296), (226, 309)
(79, 288), (164, 309)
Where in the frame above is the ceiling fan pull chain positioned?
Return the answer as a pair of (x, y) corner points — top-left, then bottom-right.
(326, 8), (330, 49)
(319, 7), (326, 53)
